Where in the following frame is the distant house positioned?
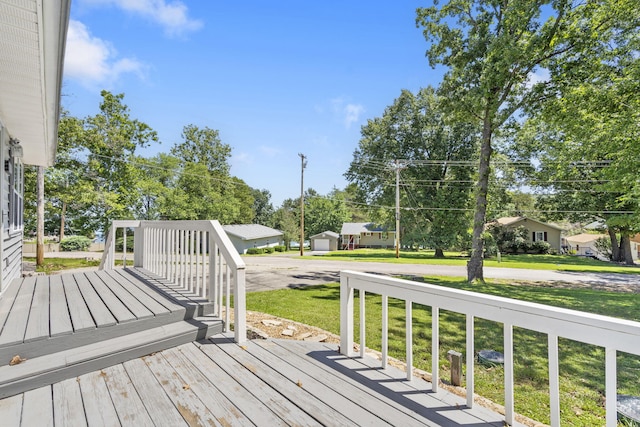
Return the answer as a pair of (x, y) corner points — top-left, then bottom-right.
(340, 222), (395, 250)
(310, 231), (339, 252)
(222, 224), (283, 254)
(565, 233), (608, 259)
(493, 217), (563, 253)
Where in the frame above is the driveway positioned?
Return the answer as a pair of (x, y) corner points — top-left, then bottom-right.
(244, 255), (640, 292)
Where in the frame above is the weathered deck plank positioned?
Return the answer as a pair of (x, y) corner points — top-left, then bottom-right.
(78, 370), (121, 426)
(60, 274), (95, 333)
(24, 276), (50, 342)
(53, 378), (88, 427)
(212, 336), (360, 426)
(0, 277), (36, 346)
(191, 340), (321, 426)
(48, 275), (73, 337)
(22, 386), (53, 427)
(165, 345), (285, 426)
(102, 364), (155, 427)
(122, 358), (188, 427)
(142, 352), (222, 426)
(0, 393), (22, 426)
(0, 280), (24, 334)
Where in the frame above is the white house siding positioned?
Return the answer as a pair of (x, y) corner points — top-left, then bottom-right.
(0, 123), (23, 291)
(227, 236), (280, 254)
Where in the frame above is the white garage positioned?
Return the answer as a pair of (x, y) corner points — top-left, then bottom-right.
(310, 231), (339, 252)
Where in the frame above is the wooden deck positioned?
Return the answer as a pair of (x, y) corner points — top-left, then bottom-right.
(0, 334), (513, 426)
(0, 269), (519, 426)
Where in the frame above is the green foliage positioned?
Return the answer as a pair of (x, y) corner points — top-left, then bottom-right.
(594, 236), (613, 261)
(345, 88), (477, 255)
(115, 236), (134, 252)
(246, 247), (265, 255)
(486, 224), (552, 255)
(274, 245), (286, 252)
(263, 247), (275, 254)
(60, 236), (92, 251)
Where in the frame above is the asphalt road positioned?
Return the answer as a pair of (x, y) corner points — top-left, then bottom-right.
(243, 254), (640, 292)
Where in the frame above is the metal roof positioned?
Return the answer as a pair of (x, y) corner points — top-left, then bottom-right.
(310, 231), (339, 239)
(340, 222), (393, 235)
(223, 224), (283, 241)
(0, 0), (71, 166)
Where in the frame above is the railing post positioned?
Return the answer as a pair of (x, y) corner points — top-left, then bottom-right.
(359, 290), (366, 358)
(382, 294), (388, 369)
(432, 306), (439, 392)
(548, 334), (560, 426)
(504, 323), (514, 426)
(234, 267), (246, 343)
(605, 347), (617, 427)
(406, 300), (413, 381)
(134, 223), (144, 267)
(340, 273), (354, 357)
(108, 223), (115, 269)
(466, 314), (475, 408)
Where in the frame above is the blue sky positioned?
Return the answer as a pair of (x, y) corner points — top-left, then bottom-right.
(63, 0), (443, 207)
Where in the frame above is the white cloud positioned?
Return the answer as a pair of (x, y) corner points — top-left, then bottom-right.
(64, 20), (146, 88)
(330, 98), (365, 129)
(82, 0), (203, 37)
(526, 68), (550, 89)
(233, 152), (253, 165)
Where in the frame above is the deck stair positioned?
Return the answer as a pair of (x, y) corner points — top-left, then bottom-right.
(0, 268), (223, 399)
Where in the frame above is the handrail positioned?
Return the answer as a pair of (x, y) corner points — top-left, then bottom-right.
(340, 270), (640, 427)
(100, 220), (246, 343)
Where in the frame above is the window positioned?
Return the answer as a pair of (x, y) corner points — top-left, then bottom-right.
(8, 147), (23, 232)
(533, 231), (547, 242)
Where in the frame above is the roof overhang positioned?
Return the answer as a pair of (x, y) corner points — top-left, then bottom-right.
(0, 0), (71, 166)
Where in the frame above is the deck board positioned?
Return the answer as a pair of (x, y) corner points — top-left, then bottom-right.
(48, 275), (73, 337)
(53, 378), (88, 427)
(142, 352), (223, 426)
(109, 269), (186, 314)
(80, 272), (136, 324)
(93, 271), (154, 320)
(212, 336), (360, 426)
(102, 270), (175, 315)
(122, 358), (188, 427)
(192, 340), (321, 426)
(72, 273), (117, 327)
(0, 279), (24, 334)
(0, 393), (22, 426)
(0, 277), (36, 346)
(22, 386), (53, 427)
(165, 345), (285, 426)
(101, 364), (155, 427)
(24, 276), (50, 342)
(78, 370), (121, 426)
(60, 274), (96, 333)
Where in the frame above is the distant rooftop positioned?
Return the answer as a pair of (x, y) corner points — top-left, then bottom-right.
(340, 222), (393, 235)
(223, 224), (283, 240)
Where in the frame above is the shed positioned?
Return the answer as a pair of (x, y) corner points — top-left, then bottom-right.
(310, 231), (339, 252)
(222, 224), (283, 254)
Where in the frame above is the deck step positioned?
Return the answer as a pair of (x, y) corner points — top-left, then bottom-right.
(0, 316), (223, 399)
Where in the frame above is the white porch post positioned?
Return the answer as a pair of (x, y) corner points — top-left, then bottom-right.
(340, 274), (354, 357)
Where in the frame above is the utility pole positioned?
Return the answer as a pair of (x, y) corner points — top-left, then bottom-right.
(393, 160), (405, 259)
(299, 153), (307, 256)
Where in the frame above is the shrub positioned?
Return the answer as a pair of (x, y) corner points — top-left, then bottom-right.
(274, 245), (286, 252)
(60, 236), (92, 252)
(531, 240), (551, 254)
(264, 247), (275, 254)
(246, 248), (265, 255)
(115, 236), (134, 252)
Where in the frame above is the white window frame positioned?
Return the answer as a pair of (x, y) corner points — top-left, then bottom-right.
(8, 148), (23, 233)
(535, 231), (546, 242)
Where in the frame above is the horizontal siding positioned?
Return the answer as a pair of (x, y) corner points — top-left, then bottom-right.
(3, 231), (22, 284)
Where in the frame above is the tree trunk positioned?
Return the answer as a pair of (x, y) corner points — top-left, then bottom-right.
(434, 248), (445, 258)
(36, 166), (45, 266)
(620, 234), (634, 265)
(59, 200), (66, 243)
(467, 117), (493, 283)
(608, 228), (620, 262)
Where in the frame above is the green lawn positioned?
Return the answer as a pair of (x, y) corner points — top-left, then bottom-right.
(23, 257), (122, 274)
(246, 277), (640, 426)
(305, 249), (640, 274)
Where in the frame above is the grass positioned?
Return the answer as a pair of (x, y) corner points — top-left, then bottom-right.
(23, 257), (122, 274)
(305, 249), (640, 274)
(246, 277), (640, 426)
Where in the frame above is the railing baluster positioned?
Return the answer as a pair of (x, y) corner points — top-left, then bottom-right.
(382, 294), (388, 369)
(432, 306), (439, 392)
(548, 334), (560, 426)
(605, 347), (617, 427)
(466, 314), (474, 408)
(406, 300), (413, 381)
(218, 251), (223, 317)
(360, 290), (366, 358)
(504, 323), (514, 426)
(225, 264), (231, 332)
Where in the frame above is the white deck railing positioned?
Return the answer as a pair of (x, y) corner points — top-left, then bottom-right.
(340, 270), (640, 427)
(100, 220), (246, 343)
